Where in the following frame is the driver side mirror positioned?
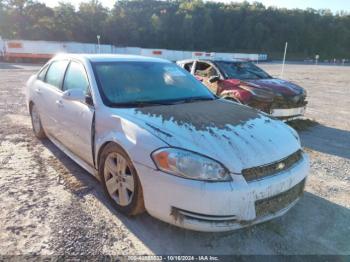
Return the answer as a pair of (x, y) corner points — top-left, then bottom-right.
(62, 89), (85, 103)
(209, 75), (220, 83)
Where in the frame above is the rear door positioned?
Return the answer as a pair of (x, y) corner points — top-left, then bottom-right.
(57, 60), (94, 166)
(36, 59), (69, 138)
(30, 63), (49, 112)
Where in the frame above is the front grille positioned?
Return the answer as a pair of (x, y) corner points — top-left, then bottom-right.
(271, 94), (307, 109)
(171, 207), (238, 224)
(255, 179), (305, 217)
(242, 150), (303, 182)
(247, 99), (271, 113)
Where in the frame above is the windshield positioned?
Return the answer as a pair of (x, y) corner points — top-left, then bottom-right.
(216, 61), (271, 80)
(92, 61), (215, 107)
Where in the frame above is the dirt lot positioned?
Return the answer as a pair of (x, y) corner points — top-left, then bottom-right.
(0, 62), (349, 255)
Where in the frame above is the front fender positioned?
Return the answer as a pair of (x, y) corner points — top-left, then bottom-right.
(94, 114), (166, 170)
(217, 79), (252, 103)
(220, 89), (252, 103)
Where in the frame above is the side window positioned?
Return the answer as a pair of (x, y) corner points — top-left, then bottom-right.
(45, 60), (69, 88)
(63, 61), (89, 93)
(184, 62), (193, 72)
(194, 62), (218, 78)
(37, 64), (49, 81)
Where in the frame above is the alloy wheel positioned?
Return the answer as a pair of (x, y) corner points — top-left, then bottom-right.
(103, 152), (135, 206)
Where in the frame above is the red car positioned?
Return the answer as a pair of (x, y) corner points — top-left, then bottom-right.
(177, 59), (307, 121)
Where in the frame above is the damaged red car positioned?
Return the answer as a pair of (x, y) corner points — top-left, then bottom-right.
(177, 59), (307, 121)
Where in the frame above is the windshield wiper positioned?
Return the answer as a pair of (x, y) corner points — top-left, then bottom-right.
(110, 97), (216, 107)
(111, 101), (172, 108)
(168, 96), (217, 104)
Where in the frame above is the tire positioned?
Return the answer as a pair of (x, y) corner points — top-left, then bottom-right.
(99, 143), (145, 216)
(30, 104), (46, 139)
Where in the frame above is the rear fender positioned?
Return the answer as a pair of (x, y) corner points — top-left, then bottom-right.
(25, 74), (38, 111)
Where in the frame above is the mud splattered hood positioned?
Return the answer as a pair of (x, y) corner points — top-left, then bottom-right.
(243, 78), (304, 96)
(116, 99), (300, 173)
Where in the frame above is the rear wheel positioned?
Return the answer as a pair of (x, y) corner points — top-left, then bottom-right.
(30, 104), (46, 139)
(99, 143), (145, 216)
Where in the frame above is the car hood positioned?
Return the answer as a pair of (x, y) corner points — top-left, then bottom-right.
(243, 78), (304, 96)
(116, 99), (300, 173)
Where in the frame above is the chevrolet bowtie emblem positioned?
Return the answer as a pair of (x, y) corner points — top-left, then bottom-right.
(276, 162), (285, 170)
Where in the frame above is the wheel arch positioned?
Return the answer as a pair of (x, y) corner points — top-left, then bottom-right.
(97, 140), (146, 215)
(96, 141), (112, 169)
(222, 95), (241, 103)
(28, 100), (34, 112)
(96, 140), (134, 172)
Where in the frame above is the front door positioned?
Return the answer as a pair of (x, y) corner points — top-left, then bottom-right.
(57, 61), (94, 166)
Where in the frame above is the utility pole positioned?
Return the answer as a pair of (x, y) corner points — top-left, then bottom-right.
(281, 42), (288, 78)
(97, 35), (101, 53)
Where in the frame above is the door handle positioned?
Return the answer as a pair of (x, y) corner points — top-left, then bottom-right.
(35, 88), (41, 94)
(55, 100), (63, 107)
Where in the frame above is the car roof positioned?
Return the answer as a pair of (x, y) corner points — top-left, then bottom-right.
(52, 53), (171, 63)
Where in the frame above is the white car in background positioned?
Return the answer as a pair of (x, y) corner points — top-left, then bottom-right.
(26, 54), (309, 232)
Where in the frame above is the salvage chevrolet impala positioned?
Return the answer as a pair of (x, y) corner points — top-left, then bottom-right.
(26, 54), (309, 232)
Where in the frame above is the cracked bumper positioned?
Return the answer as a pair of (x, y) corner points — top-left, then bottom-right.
(135, 153), (309, 232)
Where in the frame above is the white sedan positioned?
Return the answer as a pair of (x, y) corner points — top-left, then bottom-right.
(26, 54), (309, 232)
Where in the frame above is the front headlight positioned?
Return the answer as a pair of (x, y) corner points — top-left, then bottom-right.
(302, 88), (307, 97)
(151, 148), (232, 181)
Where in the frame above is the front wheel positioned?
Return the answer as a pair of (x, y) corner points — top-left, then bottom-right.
(99, 143), (145, 216)
(30, 104), (46, 139)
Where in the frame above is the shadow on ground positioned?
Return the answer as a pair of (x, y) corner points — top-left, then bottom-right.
(0, 63), (22, 69)
(40, 139), (350, 255)
(299, 124), (350, 159)
(0, 62), (43, 70)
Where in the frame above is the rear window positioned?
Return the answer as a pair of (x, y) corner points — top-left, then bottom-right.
(45, 60), (69, 88)
(37, 64), (49, 81)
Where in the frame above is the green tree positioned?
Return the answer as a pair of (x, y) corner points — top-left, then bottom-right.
(52, 3), (79, 41)
(77, 0), (108, 42)
(0, 0), (350, 60)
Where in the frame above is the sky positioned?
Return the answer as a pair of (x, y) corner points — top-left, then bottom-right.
(41, 0), (350, 13)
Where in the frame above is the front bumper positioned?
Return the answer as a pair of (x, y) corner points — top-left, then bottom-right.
(246, 98), (307, 121)
(270, 106), (306, 121)
(135, 152), (309, 232)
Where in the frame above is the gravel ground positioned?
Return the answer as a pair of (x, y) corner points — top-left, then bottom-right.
(0, 62), (349, 255)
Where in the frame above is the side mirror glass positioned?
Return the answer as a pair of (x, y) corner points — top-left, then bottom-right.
(209, 75), (220, 83)
(62, 89), (85, 102)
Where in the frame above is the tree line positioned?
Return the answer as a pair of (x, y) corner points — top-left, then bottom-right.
(0, 0), (349, 60)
